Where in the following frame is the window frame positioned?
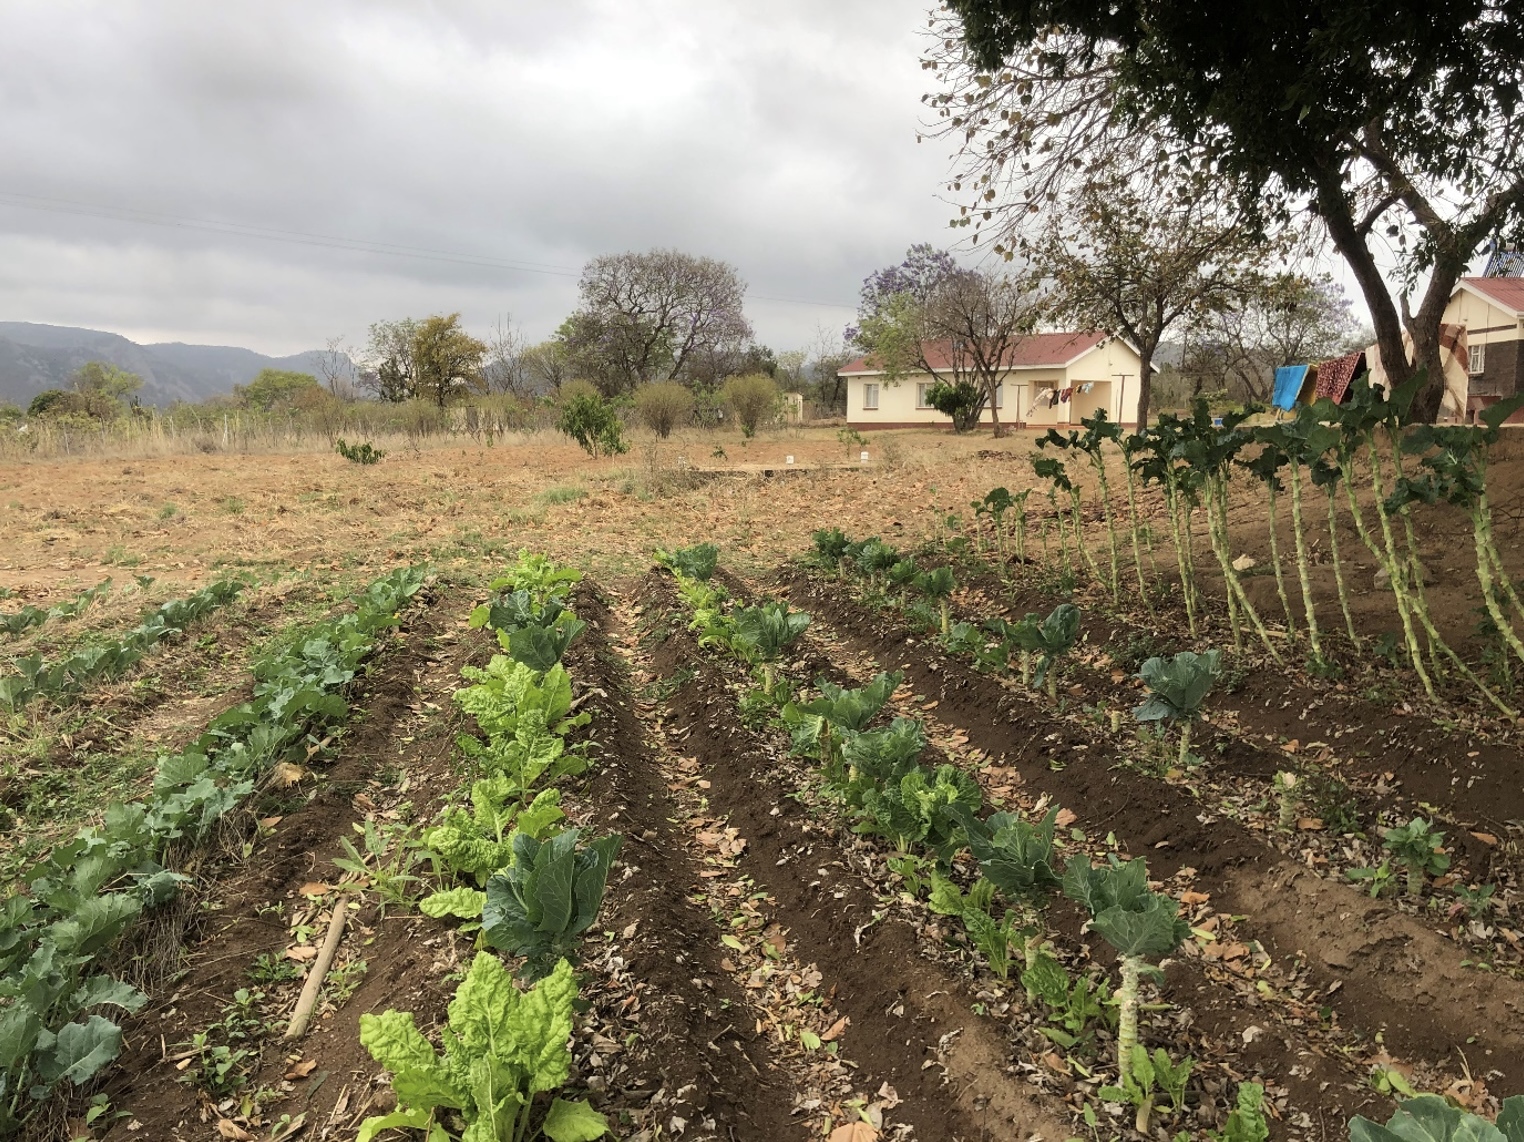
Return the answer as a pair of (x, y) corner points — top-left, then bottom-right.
(1469, 343), (1487, 375)
(863, 382), (880, 411)
(915, 382), (932, 409)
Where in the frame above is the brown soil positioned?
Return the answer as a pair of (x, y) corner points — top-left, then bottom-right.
(100, 584), (470, 1140)
(631, 570), (1076, 1141)
(782, 567), (1524, 1114)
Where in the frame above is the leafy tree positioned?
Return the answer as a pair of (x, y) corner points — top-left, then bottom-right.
(520, 340), (573, 395)
(362, 317), (421, 402)
(1030, 176), (1267, 427)
(1181, 274), (1363, 403)
(235, 369), (320, 412)
(557, 391), (627, 457)
(932, 0), (1524, 423)
(559, 249), (753, 396)
(26, 389), (71, 418)
(412, 313), (487, 406)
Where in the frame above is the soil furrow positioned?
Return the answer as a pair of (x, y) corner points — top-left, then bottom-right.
(632, 570), (1076, 1142)
(783, 566), (1524, 1109)
(561, 582), (806, 1140)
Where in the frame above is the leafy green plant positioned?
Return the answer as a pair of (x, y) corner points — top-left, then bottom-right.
(491, 553), (583, 603)
(656, 542), (719, 582)
(928, 876), (1023, 979)
(455, 660), (589, 741)
(781, 671), (902, 778)
(1209, 1082), (1269, 1142)
(1382, 817), (1449, 898)
(914, 565), (957, 635)
(811, 527), (851, 571)
(334, 819), (425, 915)
(558, 392), (627, 457)
(483, 828), (623, 980)
(838, 717), (926, 801)
(1350, 1092), (1523, 1142)
(996, 603), (1081, 699)
(357, 954), (608, 1142)
(1020, 951), (1114, 1048)
(1134, 649), (1224, 766)
(422, 784), (566, 885)
(1063, 857), (1190, 1085)
(0, 579), (111, 639)
(853, 538), (901, 587)
(952, 805), (1060, 977)
(728, 602), (810, 688)
(1099, 1045), (1194, 1133)
(335, 438), (384, 464)
(887, 557), (921, 588)
(856, 764), (980, 863)
(1346, 860), (1399, 898)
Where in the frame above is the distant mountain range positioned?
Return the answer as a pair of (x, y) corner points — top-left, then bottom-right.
(0, 322), (349, 409)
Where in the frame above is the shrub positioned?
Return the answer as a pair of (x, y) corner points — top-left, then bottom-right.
(927, 380), (986, 433)
(634, 381), (693, 438)
(558, 392), (628, 457)
(722, 373), (780, 437)
(335, 438), (385, 464)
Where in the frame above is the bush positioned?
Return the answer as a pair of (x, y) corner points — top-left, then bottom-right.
(927, 380), (986, 433)
(722, 373), (780, 438)
(335, 438), (385, 464)
(634, 382), (693, 438)
(558, 392), (628, 457)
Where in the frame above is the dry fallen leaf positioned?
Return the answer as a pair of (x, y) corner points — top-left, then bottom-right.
(1054, 808), (1078, 828)
(828, 1124), (878, 1142)
(1180, 891), (1211, 906)
(270, 762), (306, 788)
(821, 1015), (850, 1042)
(1470, 831), (1499, 846)
(285, 945), (318, 963)
(285, 1059), (318, 1080)
(298, 882), (331, 897)
(1297, 818), (1325, 831)
(216, 1120), (254, 1141)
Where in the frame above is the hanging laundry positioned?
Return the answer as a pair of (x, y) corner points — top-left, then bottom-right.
(1272, 365), (1311, 411)
(1314, 350), (1366, 405)
(1060, 387), (1073, 403)
(1081, 382), (1094, 394)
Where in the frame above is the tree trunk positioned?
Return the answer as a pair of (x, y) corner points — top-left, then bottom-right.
(1135, 344), (1154, 428)
(987, 378), (1006, 438)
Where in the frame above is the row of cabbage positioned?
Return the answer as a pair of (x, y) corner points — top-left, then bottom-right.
(0, 565), (426, 1134)
(355, 553), (617, 1142)
(663, 543), (1522, 1142)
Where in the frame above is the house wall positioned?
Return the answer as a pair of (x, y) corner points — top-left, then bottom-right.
(842, 338), (1146, 429)
(1444, 289), (1524, 398)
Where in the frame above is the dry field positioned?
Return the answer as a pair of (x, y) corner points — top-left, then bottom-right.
(3, 423), (1524, 1142)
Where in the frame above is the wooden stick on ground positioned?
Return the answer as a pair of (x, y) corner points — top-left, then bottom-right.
(284, 900), (348, 1041)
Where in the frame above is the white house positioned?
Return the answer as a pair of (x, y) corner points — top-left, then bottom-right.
(1442, 277), (1524, 417)
(838, 332), (1149, 430)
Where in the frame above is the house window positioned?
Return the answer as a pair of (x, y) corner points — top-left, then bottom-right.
(1469, 344), (1486, 375)
(916, 383), (932, 409)
(994, 383), (1003, 410)
(863, 383), (879, 411)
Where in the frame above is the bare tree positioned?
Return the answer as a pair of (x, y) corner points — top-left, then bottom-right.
(926, 268), (1041, 437)
(520, 340), (572, 395)
(482, 314), (529, 397)
(317, 335), (358, 400)
(560, 249), (754, 395)
(361, 318), (421, 402)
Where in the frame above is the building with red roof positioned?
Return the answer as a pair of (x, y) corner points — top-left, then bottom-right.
(836, 331), (1149, 429)
(1446, 278), (1524, 415)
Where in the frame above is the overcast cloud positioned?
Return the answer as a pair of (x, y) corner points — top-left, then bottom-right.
(0, 0), (965, 357)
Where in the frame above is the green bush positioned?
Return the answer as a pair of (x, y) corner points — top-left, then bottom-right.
(633, 381), (693, 438)
(927, 380), (986, 433)
(722, 373), (780, 437)
(335, 438), (385, 464)
(557, 392), (627, 457)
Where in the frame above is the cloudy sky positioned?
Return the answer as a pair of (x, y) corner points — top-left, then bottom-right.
(0, 1), (968, 357)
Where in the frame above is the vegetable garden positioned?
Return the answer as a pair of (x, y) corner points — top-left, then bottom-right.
(3, 396), (1524, 1141)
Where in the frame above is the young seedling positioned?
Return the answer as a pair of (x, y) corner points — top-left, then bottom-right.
(1099, 1044), (1195, 1133)
(1382, 817), (1449, 898)
(655, 542), (719, 581)
(1272, 771), (1299, 831)
(914, 565), (957, 635)
(1133, 649), (1223, 767)
(1063, 856), (1190, 1089)
(952, 804), (1061, 980)
(1209, 1082), (1269, 1142)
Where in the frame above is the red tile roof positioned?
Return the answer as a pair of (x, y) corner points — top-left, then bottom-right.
(1460, 276), (1524, 314)
(837, 331), (1109, 375)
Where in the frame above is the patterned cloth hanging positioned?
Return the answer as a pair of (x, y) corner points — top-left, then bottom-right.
(1313, 350), (1366, 404)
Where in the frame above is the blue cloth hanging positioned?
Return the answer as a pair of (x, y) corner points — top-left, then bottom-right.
(1272, 365), (1310, 411)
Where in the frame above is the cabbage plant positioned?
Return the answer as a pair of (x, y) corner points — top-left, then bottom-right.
(1134, 649), (1223, 766)
(1063, 856), (1189, 1090)
(729, 602), (810, 689)
(996, 603), (1081, 699)
(1350, 1093), (1523, 1142)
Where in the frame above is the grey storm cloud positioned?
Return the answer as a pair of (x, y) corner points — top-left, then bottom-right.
(0, 0), (959, 355)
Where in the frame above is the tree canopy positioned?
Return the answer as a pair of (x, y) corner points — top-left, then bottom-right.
(933, 0), (1524, 421)
(559, 249), (753, 396)
(235, 369), (320, 412)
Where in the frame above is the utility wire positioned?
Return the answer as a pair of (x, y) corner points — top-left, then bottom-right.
(0, 189), (858, 311)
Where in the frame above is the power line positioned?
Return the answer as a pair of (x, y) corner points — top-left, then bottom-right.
(0, 189), (858, 311)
